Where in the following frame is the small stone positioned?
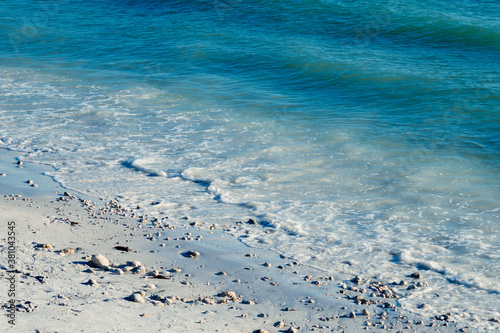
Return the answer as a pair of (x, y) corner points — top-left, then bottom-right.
(132, 265), (146, 275)
(253, 330), (269, 333)
(31, 184), (38, 187)
(64, 191), (72, 197)
(362, 309), (370, 316)
(199, 297), (215, 305)
(286, 327), (299, 333)
(60, 248), (75, 256)
(26, 180), (33, 185)
(126, 260), (142, 268)
(0, 173), (6, 177)
(274, 320), (285, 328)
(110, 268), (124, 275)
(185, 251), (200, 258)
(129, 293), (146, 303)
(353, 276), (363, 285)
(85, 279), (99, 286)
(410, 272), (423, 279)
(41, 243), (53, 249)
(241, 300), (255, 305)
(263, 262), (272, 267)
(349, 311), (356, 318)
(215, 271), (227, 276)
(218, 291), (238, 300)
(91, 254), (109, 268)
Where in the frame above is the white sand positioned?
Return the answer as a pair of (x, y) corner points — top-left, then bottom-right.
(0, 150), (476, 332)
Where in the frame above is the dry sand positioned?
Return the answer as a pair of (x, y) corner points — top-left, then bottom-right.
(0, 150), (485, 332)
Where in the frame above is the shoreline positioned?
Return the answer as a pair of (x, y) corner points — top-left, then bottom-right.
(0, 150), (490, 332)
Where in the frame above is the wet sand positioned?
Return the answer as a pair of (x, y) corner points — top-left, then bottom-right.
(0, 150), (484, 332)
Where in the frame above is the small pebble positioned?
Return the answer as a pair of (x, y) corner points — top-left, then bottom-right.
(60, 248), (75, 256)
(91, 254), (109, 268)
(185, 251), (200, 258)
(85, 279), (99, 286)
(241, 300), (255, 305)
(126, 260), (142, 268)
(129, 293), (146, 303)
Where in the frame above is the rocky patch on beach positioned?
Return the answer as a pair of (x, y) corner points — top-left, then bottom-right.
(0, 180), (491, 332)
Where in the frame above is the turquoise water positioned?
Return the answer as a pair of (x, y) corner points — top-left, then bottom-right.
(1, 0), (499, 325)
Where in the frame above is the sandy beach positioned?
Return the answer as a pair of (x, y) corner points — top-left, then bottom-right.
(0, 149), (491, 332)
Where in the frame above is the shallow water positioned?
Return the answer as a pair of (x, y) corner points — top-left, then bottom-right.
(1, 0), (499, 324)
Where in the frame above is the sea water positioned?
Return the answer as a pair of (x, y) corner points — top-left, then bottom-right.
(0, 0), (499, 325)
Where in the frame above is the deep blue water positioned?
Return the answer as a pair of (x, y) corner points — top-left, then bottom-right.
(1, 0), (499, 325)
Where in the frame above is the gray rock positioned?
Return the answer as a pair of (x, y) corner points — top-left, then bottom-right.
(91, 254), (109, 268)
(84, 279), (99, 286)
(129, 293), (145, 303)
(185, 251), (200, 258)
(352, 276), (363, 285)
(132, 265), (146, 275)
